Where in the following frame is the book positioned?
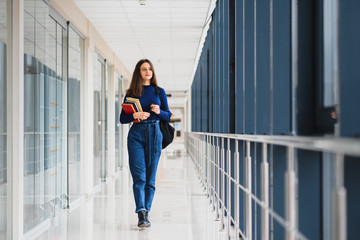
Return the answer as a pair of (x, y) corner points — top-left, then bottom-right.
(121, 103), (140, 123)
(125, 97), (143, 112)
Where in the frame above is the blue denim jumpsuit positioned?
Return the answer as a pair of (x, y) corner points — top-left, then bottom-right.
(127, 120), (163, 213)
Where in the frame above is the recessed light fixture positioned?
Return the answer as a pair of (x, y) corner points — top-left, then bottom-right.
(139, 0), (146, 6)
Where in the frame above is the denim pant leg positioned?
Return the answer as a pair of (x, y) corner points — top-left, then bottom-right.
(127, 126), (147, 213)
(145, 124), (163, 211)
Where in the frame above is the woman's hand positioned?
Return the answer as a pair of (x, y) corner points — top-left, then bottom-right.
(133, 112), (150, 120)
(150, 104), (160, 114)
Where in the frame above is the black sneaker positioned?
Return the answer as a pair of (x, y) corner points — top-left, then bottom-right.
(145, 212), (151, 227)
(138, 211), (150, 228)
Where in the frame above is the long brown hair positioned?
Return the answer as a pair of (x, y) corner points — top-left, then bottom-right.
(126, 59), (158, 97)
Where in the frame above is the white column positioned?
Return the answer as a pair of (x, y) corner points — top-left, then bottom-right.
(7, 0), (24, 238)
(82, 36), (94, 196)
(107, 64), (116, 178)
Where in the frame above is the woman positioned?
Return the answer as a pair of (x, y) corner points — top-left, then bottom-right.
(120, 59), (171, 228)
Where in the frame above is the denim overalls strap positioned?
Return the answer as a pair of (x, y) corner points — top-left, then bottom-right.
(133, 120), (159, 167)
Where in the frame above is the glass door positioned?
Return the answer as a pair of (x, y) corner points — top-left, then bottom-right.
(115, 74), (124, 171)
(0, 0), (8, 237)
(93, 55), (106, 185)
(23, 0), (67, 232)
(68, 26), (84, 203)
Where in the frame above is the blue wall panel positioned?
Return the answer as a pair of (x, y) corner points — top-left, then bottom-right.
(298, 150), (321, 239)
(239, 141), (245, 230)
(273, 0), (291, 135)
(235, 0), (244, 134)
(219, 0), (224, 133)
(345, 157), (360, 239)
(201, 52), (208, 132)
(244, 0), (255, 134)
(339, 0), (360, 137)
(223, 0), (230, 133)
(272, 146), (286, 239)
(296, 0), (316, 135)
(229, 0), (236, 134)
(214, 6), (220, 133)
(256, 0), (270, 135)
(208, 26), (214, 132)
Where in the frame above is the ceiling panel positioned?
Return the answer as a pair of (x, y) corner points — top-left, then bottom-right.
(74, 0), (214, 104)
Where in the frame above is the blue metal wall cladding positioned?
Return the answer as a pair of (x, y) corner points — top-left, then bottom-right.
(339, 2), (360, 238)
(218, 0), (224, 133)
(191, 0), (360, 137)
(345, 157), (360, 240)
(296, 0), (317, 135)
(339, 0), (360, 138)
(272, 146), (286, 239)
(273, 0), (291, 135)
(222, 0), (228, 134)
(244, 0), (255, 134)
(229, 0), (236, 134)
(256, 0), (270, 135)
(190, 1), (360, 238)
(297, 150), (322, 239)
(213, 4), (219, 133)
(235, 0), (244, 134)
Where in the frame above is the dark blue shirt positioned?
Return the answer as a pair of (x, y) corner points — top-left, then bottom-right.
(119, 85), (172, 124)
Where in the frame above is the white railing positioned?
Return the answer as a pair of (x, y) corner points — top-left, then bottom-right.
(185, 132), (360, 240)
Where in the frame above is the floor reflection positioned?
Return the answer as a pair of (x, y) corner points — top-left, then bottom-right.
(31, 143), (226, 240)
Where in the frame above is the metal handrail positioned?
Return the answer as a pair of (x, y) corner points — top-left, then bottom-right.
(191, 132), (360, 157)
(186, 132), (354, 240)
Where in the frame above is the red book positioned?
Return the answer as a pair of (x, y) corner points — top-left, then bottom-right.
(122, 103), (140, 123)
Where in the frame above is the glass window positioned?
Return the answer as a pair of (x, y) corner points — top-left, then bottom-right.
(105, 63), (110, 176)
(93, 55), (105, 185)
(68, 26), (84, 203)
(0, 0), (7, 238)
(24, 0), (67, 232)
(115, 74), (123, 171)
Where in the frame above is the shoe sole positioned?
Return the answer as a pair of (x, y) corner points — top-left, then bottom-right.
(138, 223), (151, 228)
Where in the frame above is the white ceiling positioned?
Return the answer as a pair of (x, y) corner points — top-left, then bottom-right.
(74, 0), (214, 97)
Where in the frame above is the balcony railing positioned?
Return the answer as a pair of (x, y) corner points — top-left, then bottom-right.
(185, 132), (360, 240)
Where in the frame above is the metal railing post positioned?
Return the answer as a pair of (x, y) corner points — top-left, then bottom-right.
(198, 136), (201, 179)
(212, 136), (216, 210)
(208, 135), (212, 203)
(206, 134), (210, 199)
(245, 141), (252, 240)
(261, 143), (269, 240)
(285, 147), (297, 240)
(333, 153), (347, 240)
(227, 138), (232, 239)
(216, 136), (220, 220)
(234, 140), (240, 240)
(221, 137), (225, 230)
(200, 135), (206, 190)
(204, 134), (206, 189)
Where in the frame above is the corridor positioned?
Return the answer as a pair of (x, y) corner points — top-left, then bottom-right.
(2, 0), (360, 239)
(32, 143), (226, 240)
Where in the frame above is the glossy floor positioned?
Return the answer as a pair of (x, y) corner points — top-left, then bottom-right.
(30, 143), (228, 240)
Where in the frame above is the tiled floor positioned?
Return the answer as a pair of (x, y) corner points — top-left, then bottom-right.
(30, 143), (227, 240)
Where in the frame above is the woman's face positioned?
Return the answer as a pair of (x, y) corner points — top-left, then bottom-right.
(140, 62), (153, 82)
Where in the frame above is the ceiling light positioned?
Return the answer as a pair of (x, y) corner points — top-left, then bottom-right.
(139, 0), (146, 6)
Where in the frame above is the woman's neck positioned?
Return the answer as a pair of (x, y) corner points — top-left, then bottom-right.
(142, 79), (151, 86)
